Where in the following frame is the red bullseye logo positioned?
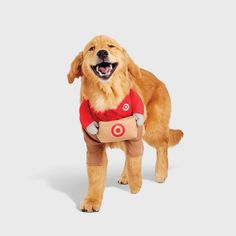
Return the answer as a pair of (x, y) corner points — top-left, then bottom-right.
(123, 103), (129, 111)
(111, 124), (125, 137)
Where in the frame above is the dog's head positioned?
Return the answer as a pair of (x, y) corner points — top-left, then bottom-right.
(67, 35), (141, 84)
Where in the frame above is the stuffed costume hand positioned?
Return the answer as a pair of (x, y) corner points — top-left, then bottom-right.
(86, 121), (99, 135)
(133, 113), (144, 126)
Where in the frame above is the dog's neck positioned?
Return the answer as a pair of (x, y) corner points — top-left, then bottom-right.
(81, 74), (131, 112)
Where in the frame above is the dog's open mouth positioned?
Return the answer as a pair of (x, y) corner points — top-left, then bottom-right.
(91, 62), (118, 80)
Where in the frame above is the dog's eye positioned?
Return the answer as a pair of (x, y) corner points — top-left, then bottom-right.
(89, 46), (95, 51)
(108, 44), (115, 48)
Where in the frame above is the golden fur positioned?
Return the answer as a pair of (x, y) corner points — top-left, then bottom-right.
(68, 35), (183, 212)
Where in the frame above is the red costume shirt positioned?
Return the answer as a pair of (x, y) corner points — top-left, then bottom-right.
(79, 89), (144, 129)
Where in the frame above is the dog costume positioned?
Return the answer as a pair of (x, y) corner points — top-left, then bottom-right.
(80, 89), (144, 165)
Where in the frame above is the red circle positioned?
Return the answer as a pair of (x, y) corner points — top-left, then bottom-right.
(111, 124), (125, 137)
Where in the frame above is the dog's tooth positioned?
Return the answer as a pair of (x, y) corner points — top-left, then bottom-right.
(96, 66), (99, 72)
(98, 71), (104, 77)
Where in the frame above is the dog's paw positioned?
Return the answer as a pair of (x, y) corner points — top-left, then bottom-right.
(130, 183), (142, 194)
(155, 171), (168, 183)
(129, 178), (142, 194)
(130, 185), (142, 194)
(80, 198), (101, 213)
(118, 174), (128, 185)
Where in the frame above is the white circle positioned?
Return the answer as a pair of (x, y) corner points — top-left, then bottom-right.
(123, 103), (129, 111)
(114, 127), (122, 135)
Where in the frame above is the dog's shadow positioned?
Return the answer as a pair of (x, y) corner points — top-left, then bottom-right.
(36, 162), (171, 208)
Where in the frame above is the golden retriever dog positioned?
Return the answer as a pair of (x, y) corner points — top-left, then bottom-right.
(67, 35), (183, 212)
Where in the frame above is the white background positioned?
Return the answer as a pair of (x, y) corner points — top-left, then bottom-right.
(0, 0), (236, 235)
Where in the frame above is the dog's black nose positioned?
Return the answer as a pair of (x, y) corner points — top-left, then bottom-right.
(97, 50), (108, 59)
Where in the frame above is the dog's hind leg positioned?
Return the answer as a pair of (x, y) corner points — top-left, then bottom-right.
(144, 129), (169, 183)
(155, 142), (168, 183)
(143, 102), (170, 183)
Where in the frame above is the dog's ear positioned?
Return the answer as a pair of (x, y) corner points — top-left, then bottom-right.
(126, 52), (141, 78)
(67, 51), (83, 84)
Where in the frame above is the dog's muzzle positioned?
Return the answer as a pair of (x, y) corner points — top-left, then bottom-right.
(91, 62), (118, 80)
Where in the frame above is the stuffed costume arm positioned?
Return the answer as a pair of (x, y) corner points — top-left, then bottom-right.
(79, 99), (99, 135)
(133, 113), (144, 126)
(86, 121), (99, 135)
(130, 90), (144, 126)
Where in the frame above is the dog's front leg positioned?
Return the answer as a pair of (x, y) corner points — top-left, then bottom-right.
(80, 150), (107, 212)
(125, 126), (144, 194)
(126, 156), (142, 193)
(80, 163), (107, 212)
(80, 131), (107, 212)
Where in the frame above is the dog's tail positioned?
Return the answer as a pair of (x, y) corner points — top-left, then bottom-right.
(168, 129), (184, 147)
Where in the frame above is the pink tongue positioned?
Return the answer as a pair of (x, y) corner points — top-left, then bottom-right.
(99, 66), (110, 74)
